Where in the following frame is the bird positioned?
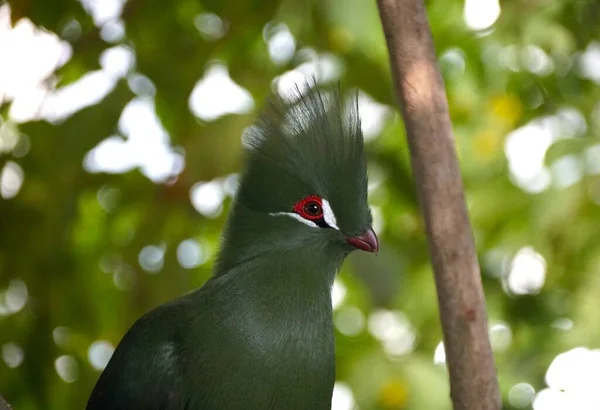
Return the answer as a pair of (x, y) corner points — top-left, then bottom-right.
(86, 85), (378, 410)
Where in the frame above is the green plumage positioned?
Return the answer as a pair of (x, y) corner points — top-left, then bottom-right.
(87, 86), (374, 410)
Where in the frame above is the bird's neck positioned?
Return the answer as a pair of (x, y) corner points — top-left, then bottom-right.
(188, 250), (338, 407)
(210, 201), (345, 347)
(216, 248), (338, 313)
(210, 247), (340, 355)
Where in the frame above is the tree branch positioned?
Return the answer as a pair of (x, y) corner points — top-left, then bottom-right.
(375, 0), (501, 409)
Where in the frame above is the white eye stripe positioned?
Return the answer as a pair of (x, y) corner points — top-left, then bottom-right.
(269, 197), (340, 230)
(321, 199), (339, 230)
(270, 212), (318, 228)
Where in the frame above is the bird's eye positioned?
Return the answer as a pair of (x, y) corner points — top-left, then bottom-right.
(303, 201), (322, 217)
(294, 195), (324, 221)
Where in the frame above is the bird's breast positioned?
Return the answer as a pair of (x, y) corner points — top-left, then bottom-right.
(190, 263), (338, 408)
(187, 300), (335, 409)
(234, 296), (334, 365)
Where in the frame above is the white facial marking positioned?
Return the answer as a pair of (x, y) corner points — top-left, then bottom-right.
(269, 197), (340, 230)
(321, 199), (339, 230)
(270, 212), (319, 228)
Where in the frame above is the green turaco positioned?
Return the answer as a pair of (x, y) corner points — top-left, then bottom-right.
(87, 86), (378, 410)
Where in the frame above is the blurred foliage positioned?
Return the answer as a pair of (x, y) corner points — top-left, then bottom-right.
(1, 0), (600, 409)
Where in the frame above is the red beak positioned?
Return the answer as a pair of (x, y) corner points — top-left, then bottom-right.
(346, 226), (379, 254)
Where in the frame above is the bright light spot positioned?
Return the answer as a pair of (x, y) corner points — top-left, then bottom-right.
(334, 305), (365, 336)
(331, 382), (355, 410)
(88, 340), (114, 371)
(0, 10), (72, 122)
(579, 42), (600, 84)
(190, 180), (225, 218)
(522, 45), (554, 76)
(0, 121), (19, 153)
(138, 244), (165, 273)
(52, 327), (70, 346)
(0, 4), (131, 124)
(222, 173), (239, 197)
(509, 383), (536, 409)
(556, 107), (587, 138)
(507, 247), (546, 295)
(367, 162), (384, 194)
(368, 310), (416, 357)
(275, 70), (313, 101)
(536, 347), (600, 410)
(194, 13), (228, 41)
(489, 322), (512, 352)
(41, 71), (117, 124)
(551, 318), (573, 331)
(371, 206), (384, 236)
(84, 136), (136, 174)
(264, 23), (296, 66)
(533, 388), (568, 410)
(4, 279), (28, 313)
(504, 121), (553, 193)
(501, 45), (520, 72)
(546, 347), (600, 391)
(99, 45), (135, 80)
(275, 51), (344, 99)
(463, 0), (501, 31)
(188, 62), (254, 121)
(505, 108), (587, 193)
(331, 279), (347, 310)
(550, 155), (583, 189)
(118, 100), (164, 142)
(0, 120), (29, 156)
(433, 341), (446, 365)
(2, 343), (24, 368)
(128, 73), (156, 97)
(55, 355), (79, 383)
(300, 51), (343, 83)
(0, 279), (28, 316)
(97, 185), (120, 212)
(61, 19), (82, 41)
(177, 239), (205, 269)
(100, 19), (125, 43)
(0, 161), (24, 199)
(117, 98), (184, 181)
(84, 98), (185, 183)
(113, 264), (135, 290)
(78, 0), (126, 27)
(357, 91), (391, 141)
(584, 144), (600, 175)
(440, 48), (467, 77)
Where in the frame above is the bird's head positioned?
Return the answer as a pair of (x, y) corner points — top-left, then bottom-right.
(218, 86), (377, 273)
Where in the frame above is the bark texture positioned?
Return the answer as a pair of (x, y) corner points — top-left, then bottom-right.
(375, 0), (501, 408)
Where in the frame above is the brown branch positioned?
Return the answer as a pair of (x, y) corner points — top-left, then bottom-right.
(375, 1), (501, 409)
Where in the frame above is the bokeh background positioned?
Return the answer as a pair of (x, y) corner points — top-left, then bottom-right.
(1, 0), (600, 409)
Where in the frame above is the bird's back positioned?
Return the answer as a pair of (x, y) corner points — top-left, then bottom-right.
(87, 295), (194, 409)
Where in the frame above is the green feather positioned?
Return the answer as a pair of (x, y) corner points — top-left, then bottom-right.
(87, 85), (373, 410)
(237, 86), (371, 233)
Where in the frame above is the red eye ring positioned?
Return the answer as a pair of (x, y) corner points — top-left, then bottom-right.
(294, 195), (324, 221)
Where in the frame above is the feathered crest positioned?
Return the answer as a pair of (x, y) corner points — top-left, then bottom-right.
(236, 83), (371, 235)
